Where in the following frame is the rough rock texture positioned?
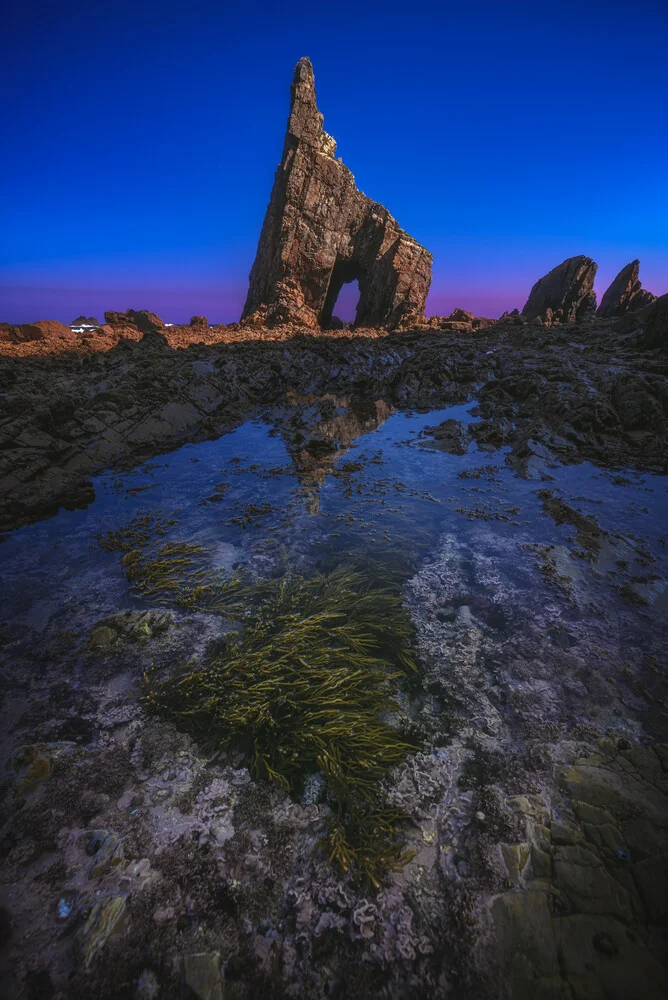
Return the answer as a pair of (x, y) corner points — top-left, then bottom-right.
(597, 259), (656, 318)
(241, 57), (432, 330)
(641, 292), (668, 350)
(0, 320), (79, 346)
(189, 315), (209, 329)
(70, 316), (100, 327)
(522, 256), (598, 324)
(2, 316), (667, 536)
(104, 309), (165, 335)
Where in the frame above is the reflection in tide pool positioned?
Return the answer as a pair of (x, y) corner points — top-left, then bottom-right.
(2, 398), (667, 637)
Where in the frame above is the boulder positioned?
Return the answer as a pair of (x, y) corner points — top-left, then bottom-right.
(70, 315), (100, 327)
(104, 309), (165, 334)
(448, 308), (474, 324)
(15, 321), (78, 345)
(189, 315), (209, 328)
(522, 256), (598, 324)
(597, 260), (656, 318)
(241, 58), (432, 330)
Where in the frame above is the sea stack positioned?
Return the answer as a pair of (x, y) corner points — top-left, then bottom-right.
(597, 260), (656, 318)
(242, 58), (432, 330)
(522, 255), (598, 324)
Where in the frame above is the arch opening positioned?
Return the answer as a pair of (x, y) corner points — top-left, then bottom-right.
(321, 260), (362, 328)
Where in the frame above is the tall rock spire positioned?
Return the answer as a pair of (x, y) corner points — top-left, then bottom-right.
(285, 57), (332, 151)
(522, 256), (598, 324)
(597, 260), (656, 318)
(241, 58), (432, 330)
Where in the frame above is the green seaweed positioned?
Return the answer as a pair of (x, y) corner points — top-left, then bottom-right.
(140, 565), (419, 887)
(92, 509), (174, 553)
(120, 541), (251, 615)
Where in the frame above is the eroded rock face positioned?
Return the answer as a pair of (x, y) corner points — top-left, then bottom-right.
(241, 58), (432, 330)
(522, 255), (598, 324)
(0, 320), (79, 347)
(189, 315), (209, 329)
(597, 259), (656, 318)
(642, 292), (668, 350)
(104, 309), (165, 335)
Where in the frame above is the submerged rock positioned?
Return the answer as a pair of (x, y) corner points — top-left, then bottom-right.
(420, 417), (469, 454)
(597, 259), (656, 318)
(522, 255), (598, 324)
(241, 57), (432, 330)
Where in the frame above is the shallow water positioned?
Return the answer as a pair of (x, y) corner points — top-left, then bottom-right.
(2, 398), (667, 641)
(2, 394), (668, 997)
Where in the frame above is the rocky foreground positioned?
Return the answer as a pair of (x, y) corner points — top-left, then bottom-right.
(1, 298), (666, 537)
(3, 46), (667, 999)
(0, 304), (667, 1000)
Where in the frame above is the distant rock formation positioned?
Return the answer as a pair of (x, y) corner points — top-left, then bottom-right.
(640, 292), (668, 350)
(597, 260), (656, 318)
(242, 57), (432, 330)
(189, 315), (209, 328)
(522, 256), (598, 324)
(0, 320), (78, 345)
(70, 315), (100, 327)
(104, 309), (165, 335)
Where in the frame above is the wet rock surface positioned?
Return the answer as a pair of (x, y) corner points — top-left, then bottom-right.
(1, 315), (667, 536)
(241, 57), (432, 330)
(0, 315), (667, 999)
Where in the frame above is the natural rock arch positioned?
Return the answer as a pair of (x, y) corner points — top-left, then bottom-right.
(241, 58), (432, 330)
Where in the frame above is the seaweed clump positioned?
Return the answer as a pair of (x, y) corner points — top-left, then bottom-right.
(92, 510), (174, 553)
(141, 566), (419, 887)
(121, 541), (250, 615)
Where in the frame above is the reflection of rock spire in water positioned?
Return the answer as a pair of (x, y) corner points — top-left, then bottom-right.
(276, 393), (394, 513)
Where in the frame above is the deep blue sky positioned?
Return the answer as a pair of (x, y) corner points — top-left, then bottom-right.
(2, 0), (667, 324)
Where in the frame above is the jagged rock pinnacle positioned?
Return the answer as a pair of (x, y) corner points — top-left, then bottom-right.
(242, 57), (432, 329)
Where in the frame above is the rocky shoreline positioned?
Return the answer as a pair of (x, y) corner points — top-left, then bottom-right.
(1, 307), (666, 538)
(1, 49), (667, 1000)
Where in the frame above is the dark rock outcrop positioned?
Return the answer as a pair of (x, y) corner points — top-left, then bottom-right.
(189, 315), (209, 328)
(104, 309), (165, 335)
(641, 292), (668, 350)
(597, 260), (656, 318)
(522, 256), (598, 324)
(70, 315), (100, 327)
(242, 58), (432, 330)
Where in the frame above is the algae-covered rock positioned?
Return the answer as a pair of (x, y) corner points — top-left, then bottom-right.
(554, 913), (667, 1000)
(500, 842), (531, 885)
(88, 625), (116, 650)
(16, 755), (51, 794)
(552, 843), (636, 920)
(182, 951), (224, 1000)
(491, 891), (567, 999)
(86, 830), (122, 877)
(77, 895), (128, 968)
(14, 742), (72, 793)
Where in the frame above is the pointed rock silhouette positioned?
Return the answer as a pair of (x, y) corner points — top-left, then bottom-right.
(522, 256), (598, 324)
(597, 260), (656, 318)
(242, 58), (432, 330)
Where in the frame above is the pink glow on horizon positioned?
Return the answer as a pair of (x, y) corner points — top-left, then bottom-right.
(1, 267), (666, 327)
